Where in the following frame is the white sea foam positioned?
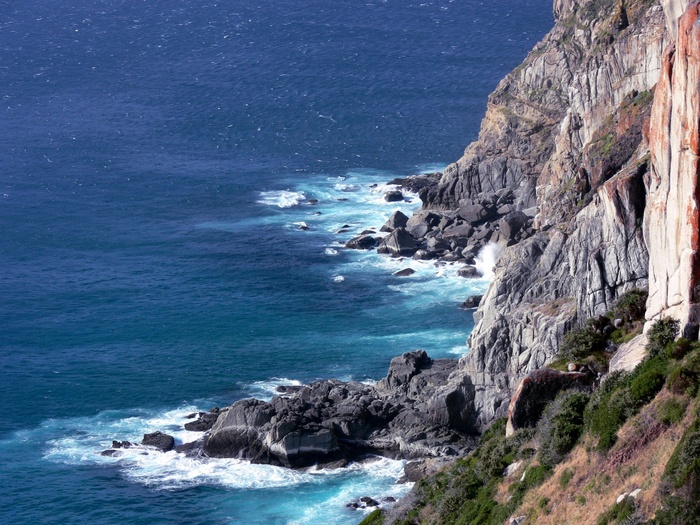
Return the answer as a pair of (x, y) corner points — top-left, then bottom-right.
(325, 248), (339, 256)
(37, 405), (411, 498)
(333, 275), (345, 282)
(257, 190), (307, 208)
(474, 242), (502, 279)
(246, 377), (304, 400)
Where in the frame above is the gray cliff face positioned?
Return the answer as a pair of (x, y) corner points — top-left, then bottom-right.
(420, 0), (670, 429)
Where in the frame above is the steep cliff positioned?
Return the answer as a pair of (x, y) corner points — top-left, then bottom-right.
(423, 0), (671, 429)
(645, 0), (700, 339)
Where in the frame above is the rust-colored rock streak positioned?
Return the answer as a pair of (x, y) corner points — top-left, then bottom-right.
(646, 0), (700, 338)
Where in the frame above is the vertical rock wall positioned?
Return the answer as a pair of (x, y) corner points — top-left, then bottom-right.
(420, 0), (670, 429)
(645, 0), (700, 338)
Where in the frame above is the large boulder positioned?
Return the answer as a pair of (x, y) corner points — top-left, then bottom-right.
(405, 211), (441, 239)
(142, 431), (175, 452)
(384, 190), (404, 202)
(376, 228), (418, 257)
(381, 210), (410, 232)
(345, 234), (377, 250)
(505, 368), (594, 436)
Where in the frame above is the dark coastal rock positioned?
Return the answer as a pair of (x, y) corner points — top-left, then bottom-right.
(387, 173), (441, 194)
(457, 265), (479, 278)
(441, 221), (474, 240)
(184, 410), (221, 432)
(142, 431), (175, 452)
(505, 368), (595, 436)
(345, 234), (377, 250)
(394, 268), (415, 277)
(381, 210), (409, 232)
(405, 211), (441, 239)
(497, 211), (529, 242)
(112, 440), (132, 449)
(457, 203), (496, 224)
(101, 449), (121, 457)
(384, 190), (404, 202)
(412, 249), (435, 260)
(376, 228), (418, 257)
(202, 350), (479, 467)
(460, 295), (483, 309)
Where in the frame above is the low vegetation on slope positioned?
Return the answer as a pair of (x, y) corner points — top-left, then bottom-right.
(361, 291), (700, 525)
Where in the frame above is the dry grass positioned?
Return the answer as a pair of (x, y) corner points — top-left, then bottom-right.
(506, 389), (697, 524)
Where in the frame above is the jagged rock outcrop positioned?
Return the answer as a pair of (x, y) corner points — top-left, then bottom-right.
(201, 351), (479, 467)
(645, 0), (700, 339)
(400, 0), (673, 429)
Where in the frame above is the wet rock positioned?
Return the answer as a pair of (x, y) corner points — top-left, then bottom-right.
(458, 266), (479, 278)
(142, 431), (175, 452)
(381, 210), (409, 232)
(345, 235), (377, 250)
(101, 449), (121, 457)
(460, 295), (483, 309)
(412, 249), (435, 260)
(394, 268), (416, 277)
(184, 410), (221, 432)
(384, 190), (404, 202)
(112, 440), (132, 449)
(376, 228), (418, 257)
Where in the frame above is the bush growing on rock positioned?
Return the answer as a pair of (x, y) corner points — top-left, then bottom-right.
(609, 288), (648, 322)
(585, 355), (668, 452)
(560, 327), (606, 361)
(538, 392), (590, 466)
(647, 318), (679, 358)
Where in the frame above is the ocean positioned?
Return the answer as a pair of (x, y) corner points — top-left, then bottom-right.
(0, 1), (553, 523)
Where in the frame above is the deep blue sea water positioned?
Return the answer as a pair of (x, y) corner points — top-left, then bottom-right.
(0, 1), (553, 523)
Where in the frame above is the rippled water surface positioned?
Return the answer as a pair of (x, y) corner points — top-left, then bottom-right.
(0, 1), (553, 523)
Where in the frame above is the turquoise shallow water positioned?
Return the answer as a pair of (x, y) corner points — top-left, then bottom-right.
(0, 1), (553, 523)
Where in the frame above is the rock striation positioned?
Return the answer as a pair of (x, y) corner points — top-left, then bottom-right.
(396, 0), (671, 430)
(645, 0), (700, 339)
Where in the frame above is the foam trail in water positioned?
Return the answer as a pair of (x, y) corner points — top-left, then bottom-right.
(257, 190), (307, 208)
(474, 243), (502, 279)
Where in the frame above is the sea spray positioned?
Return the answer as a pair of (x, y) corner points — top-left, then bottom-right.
(474, 243), (502, 279)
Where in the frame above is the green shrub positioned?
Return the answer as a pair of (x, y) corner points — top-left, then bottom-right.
(658, 397), (688, 425)
(560, 327), (606, 360)
(647, 318), (679, 358)
(596, 496), (636, 525)
(667, 338), (693, 360)
(585, 357), (667, 452)
(611, 288), (648, 321)
(667, 367), (699, 396)
(576, 495), (587, 506)
(630, 370), (665, 406)
(559, 468), (575, 489)
(540, 392), (590, 466)
(359, 509), (384, 525)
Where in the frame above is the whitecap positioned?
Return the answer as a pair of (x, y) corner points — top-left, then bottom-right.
(245, 378), (304, 400)
(333, 275), (345, 282)
(257, 190), (307, 208)
(324, 248), (339, 256)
